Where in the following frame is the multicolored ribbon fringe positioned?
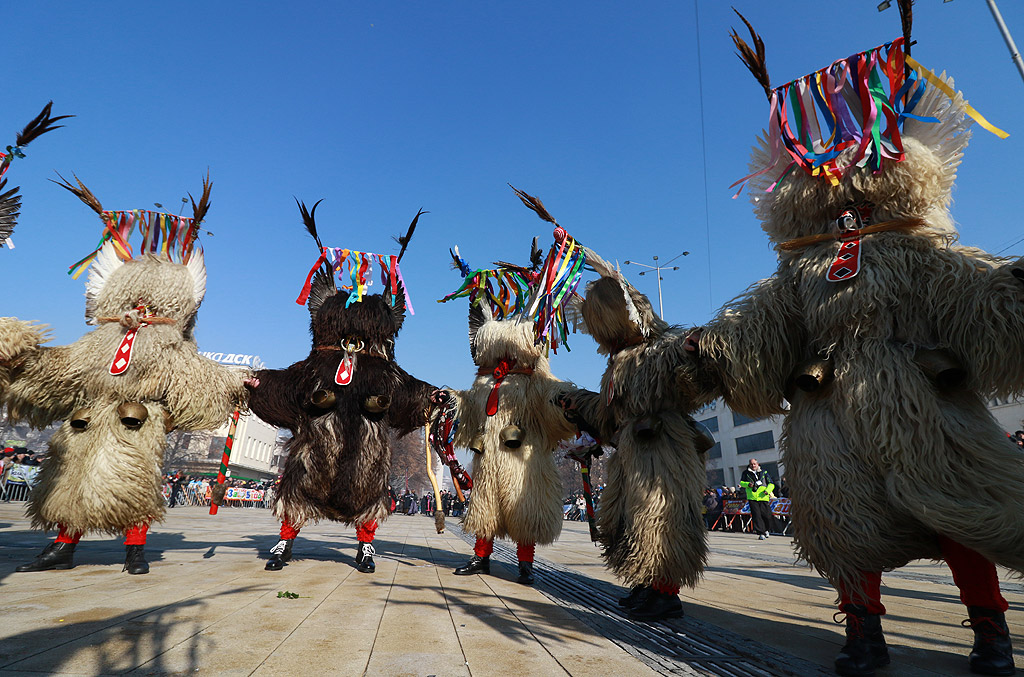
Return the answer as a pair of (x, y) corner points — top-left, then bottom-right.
(68, 210), (202, 278)
(296, 247), (414, 314)
(527, 226), (587, 353)
(732, 37), (1008, 194)
(439, 266), (535, 321)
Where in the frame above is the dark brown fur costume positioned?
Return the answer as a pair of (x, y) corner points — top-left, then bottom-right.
(246, 258), (433, 529)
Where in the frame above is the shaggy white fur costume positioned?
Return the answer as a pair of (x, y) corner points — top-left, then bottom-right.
(689, 74), (1024, 592)
(445, 307), (576, 545)
(0, 243), (247, 535)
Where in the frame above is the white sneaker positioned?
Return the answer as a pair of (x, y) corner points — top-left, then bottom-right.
(758, 534), (767, 540)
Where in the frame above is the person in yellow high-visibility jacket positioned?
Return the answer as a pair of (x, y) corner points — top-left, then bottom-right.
(740, 459), (778, 540)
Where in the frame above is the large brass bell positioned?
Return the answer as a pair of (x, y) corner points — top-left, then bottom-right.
(118, 402), (149, 430)
(69, 409), (91, 432)
(500, 425), (523, 449)
(791, 357), (835, 393)
(311, 389), (336, 410)
(915, 348), (966, 390)
(469, 434), (485, 454)
(633, 416), (661, 441)
(364, 395), (391, 413)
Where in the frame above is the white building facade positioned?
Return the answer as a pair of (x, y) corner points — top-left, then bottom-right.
(701, 396), (1024, 491)
(195, 351), (283, 481)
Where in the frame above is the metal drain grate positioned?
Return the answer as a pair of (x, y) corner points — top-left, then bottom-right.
(450, 524), (830, 677)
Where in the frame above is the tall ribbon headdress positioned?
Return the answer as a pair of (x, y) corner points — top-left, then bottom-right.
(294, 200), (424, 315)
(57, 172), (212, 278)
(0, 102), (72, 250)
(728, 6), (1007, 197)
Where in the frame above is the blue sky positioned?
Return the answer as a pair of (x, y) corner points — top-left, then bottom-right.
(2, 1), (1022, 392)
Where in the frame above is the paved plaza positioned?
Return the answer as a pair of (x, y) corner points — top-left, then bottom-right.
(0, 503), (1021, 676)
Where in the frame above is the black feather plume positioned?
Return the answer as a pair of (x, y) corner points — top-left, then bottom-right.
(16, 102), (73, 147)
(897, 0), (914, 60)
(394, 208), (427, 263)
(189, 172), (212, 229)
(529, 237), (543, 272)
(51, 172), (104, 215)
(509, 184), (558, 225)
(730, 8), (772, 101)
(297, 198), (325, 251)
(0, 179), (21, 247)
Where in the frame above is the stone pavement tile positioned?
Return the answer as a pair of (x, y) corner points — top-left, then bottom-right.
(252, 566), (390, 676)
(123, 560), (362, 676)
(9, 560), (341, 675)
(363, 552), (470, 676)
(448, 603), (569, 676)
(488, 587), (657, 677)
(0, 561), (259, 668)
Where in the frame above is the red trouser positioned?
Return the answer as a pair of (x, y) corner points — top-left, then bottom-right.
(839, 536), (1007, 614)
(55, 523), (150, 545)
(472, 537), (538, 564)
(279, 517), (378, 543)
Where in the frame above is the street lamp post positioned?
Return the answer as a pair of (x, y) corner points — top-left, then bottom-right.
(623, 251), (690, 319)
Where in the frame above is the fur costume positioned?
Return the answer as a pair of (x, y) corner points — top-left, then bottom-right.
(686, 13), (1022, 673)
(0, 176), (245, 573)
(565, 264), (709, 595)
(433, 237), (577, 584)
(0, 102), (70, 249)
(245, 202), (433, 572)
(441, 301), (576, 545)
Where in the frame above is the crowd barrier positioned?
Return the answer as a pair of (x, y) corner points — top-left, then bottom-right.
(163, 484), (275, 509)
(1, 464), (39, 502)
(709, 497), (792, 534)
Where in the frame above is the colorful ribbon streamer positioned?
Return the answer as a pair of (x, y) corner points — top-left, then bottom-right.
(68, 209), (201, 278)
(528, 230), (586, 353)
(295, 247), (414, 313)
(733, 37), (1007, 195)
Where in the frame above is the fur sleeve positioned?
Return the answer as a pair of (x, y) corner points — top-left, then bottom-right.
(245, 367), (306, 430)
(697, 273), (804, 417)
(162, 347), (248, 431)
(931, 247), (1024, 397)
(535, 378), (583, 449)
(564, 387), (614, 442)
(388, 369), (435, 436)
(448, 387), (483, 450)
(4, 344), (82, 428)
(0, 318), (49, 400)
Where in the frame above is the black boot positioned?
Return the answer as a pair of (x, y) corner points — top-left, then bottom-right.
(517, 561), (534, 585)
(356, 542), (375, 573)
(627, 590), (683, 621)
(965, 606), (1015, 676)
(265, 539), (293, 571)
(15, 541), (76, 572)
(123, 544), (149, 575)
(454, 555), (490, 575)
(618, 585), (652, 609)
(834, 605), (889, 677)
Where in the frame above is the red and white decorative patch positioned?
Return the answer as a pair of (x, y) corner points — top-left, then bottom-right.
(335, 351), (355, 386)
(826, 237), (862, 282)
(110, 328), (139, 375)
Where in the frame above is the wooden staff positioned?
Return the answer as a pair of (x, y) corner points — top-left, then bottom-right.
(209, 409), (240, 515)
(425, 423), (445, 533)
(567, 449), (600, 542)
